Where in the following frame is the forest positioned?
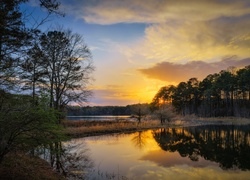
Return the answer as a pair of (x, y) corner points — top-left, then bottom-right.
(151, 66), (250, 118)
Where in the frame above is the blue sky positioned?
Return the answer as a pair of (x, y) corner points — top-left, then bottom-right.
(22, 0), (250, 106)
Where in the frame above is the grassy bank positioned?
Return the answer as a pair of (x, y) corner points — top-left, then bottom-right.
(63, 117), (250, 138)
(62, 120), (164, 137)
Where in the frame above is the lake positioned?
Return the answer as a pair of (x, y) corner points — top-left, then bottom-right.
(65, 124), (250, 180)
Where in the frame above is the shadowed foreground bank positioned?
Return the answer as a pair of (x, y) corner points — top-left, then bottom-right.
(0, 153), (65, 180)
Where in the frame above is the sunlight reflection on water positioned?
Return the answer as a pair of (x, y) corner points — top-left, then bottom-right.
(68, 125), (250, 180)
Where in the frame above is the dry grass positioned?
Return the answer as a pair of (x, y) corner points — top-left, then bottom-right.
(62, 116), (250, 138)
(62, 120), (162, 137)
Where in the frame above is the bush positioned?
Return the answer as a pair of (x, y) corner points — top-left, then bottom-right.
(153, 104), (176, 124)
(0, 92), (65, 163)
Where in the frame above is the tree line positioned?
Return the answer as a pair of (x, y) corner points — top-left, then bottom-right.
(151, 66), (250, 118)
(67, 105), (132, 116)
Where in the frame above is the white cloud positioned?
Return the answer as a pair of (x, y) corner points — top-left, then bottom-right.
(130, 17), (250, 64)
(62, 0), (250, 25)
(62, 0), (250, 64)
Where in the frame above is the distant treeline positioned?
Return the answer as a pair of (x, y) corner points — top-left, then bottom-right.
(68, 66), (250, 118)
(152, 65), (250, 118)
(67, 105), (133, 116)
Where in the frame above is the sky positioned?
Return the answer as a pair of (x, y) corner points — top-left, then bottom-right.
(24, 0), (250, 106)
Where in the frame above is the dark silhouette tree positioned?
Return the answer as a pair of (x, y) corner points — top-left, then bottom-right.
(37, 29), (94, 118)
(131, 103), (149, 123)
(0, 0), (28, 88)
(152, 65), (250, 118)
(20, 42), (47, 102)
(0, 0), (61, 90)
(151, 85), (176, 110)
(187, 78), (200, 114)
(215, 70), (236, 116)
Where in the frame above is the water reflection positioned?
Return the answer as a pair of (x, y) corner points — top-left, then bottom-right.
(66, 125), (250, 180)
(40, 141), (94, 179)
(62, 141), (94, 179)
(152, 125), (250, 170)
(131, 131), (150, 149)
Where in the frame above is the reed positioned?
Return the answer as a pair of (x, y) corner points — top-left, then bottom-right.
(62, 117), (250, 138)
(63, 120), (162, 137)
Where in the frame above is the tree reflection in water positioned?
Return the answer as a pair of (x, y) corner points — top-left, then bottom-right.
(131, 131), (150, 149)
(61, 140), (94, 179)
(152, 125), (250, 170)
(40, 141), (94, 179)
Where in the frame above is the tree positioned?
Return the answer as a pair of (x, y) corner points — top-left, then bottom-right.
(131, 103), (149, 123)
(20, 42), (47, 102)
(172, 82), (189, 115)
(198, 73), (220, 117)
(235, 65), (250, 117)
(153, 104), (175, 124)
(152, 65), (250, 118)
(151, 85), (176, 110)
(237, 65), (250, 101)
(0, 0), (61, 90)
(0, 0), (28, 88)
(186, 78), (200, 114)
(215, 70), (236, 116)
(36, 29), (94, 118)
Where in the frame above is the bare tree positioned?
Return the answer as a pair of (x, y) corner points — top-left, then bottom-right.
(153, 104), (175, 124)
(37, 29), (94, 118)
(131, 103), (149, 123)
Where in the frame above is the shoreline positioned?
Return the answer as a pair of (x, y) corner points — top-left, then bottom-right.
(2, 117), (249, 179)
(63, 117), (250, 138)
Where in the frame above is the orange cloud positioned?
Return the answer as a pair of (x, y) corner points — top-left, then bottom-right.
(138, 58), (250, 83)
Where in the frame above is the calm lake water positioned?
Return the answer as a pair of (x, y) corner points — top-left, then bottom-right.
(66, 125), (250, 180)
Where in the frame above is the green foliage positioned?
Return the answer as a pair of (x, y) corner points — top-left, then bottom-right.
(0, 91), (65, 163)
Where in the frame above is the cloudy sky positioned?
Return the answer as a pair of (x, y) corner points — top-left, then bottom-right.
(24, 0), (250, 106)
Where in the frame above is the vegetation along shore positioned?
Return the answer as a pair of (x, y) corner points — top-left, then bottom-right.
(62, 116), (250, 138)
